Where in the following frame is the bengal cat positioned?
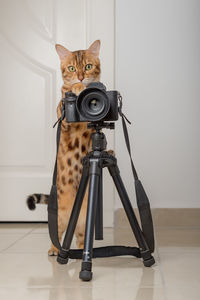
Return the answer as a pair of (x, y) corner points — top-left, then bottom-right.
(27, 40), (101, 255)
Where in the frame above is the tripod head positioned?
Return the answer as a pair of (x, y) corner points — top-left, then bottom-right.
(87, 122), (115, 152)
(87, 121), (115, 132)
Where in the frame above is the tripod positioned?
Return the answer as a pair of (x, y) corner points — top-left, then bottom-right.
(57, 122), (155, 281)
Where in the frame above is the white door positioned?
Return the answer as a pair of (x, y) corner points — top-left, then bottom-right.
(0, 0), (115, 225)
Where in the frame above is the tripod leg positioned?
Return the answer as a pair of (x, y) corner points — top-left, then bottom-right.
(57, 162), (89, 264)
(108, 163), (155, 267)
(95, 168), (103, 240)
(79, 159), (101, 281)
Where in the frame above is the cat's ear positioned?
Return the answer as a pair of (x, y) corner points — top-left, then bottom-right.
(55, 44), (71, 61)
(87, 40), (100, 57)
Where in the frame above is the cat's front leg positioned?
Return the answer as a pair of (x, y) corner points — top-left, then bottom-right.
(48, 214), (67, 256)
(71, 82), (86, 96)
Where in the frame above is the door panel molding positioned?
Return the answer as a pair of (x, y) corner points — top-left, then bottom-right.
(0, 0), (115, 223)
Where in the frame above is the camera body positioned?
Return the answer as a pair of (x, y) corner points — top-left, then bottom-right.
(63, 82), (119, 123)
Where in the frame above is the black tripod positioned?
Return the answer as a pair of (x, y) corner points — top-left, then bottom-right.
(57, 122), (155, 281)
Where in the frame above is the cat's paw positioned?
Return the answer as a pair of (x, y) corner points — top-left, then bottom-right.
(71, 82), (86, 96)
(48, 245), (59, 256)
(107, 149), (115, 156)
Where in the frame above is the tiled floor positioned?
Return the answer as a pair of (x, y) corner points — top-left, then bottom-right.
(0, 223), (199, 300)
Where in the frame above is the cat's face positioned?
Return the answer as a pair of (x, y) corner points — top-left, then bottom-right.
(56, 40), (101, 86)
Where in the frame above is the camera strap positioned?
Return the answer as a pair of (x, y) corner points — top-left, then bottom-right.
(48, 119), (63, 250)
(118, 94), (155, 253)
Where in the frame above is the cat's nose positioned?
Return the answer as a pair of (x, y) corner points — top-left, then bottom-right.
(78, 75), (84, 82)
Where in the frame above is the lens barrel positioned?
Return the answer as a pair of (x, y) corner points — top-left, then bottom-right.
(77, 88), (110, 122)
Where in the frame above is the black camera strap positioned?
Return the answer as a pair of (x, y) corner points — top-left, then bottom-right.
(118, 94), (154, 253)
(48, 121), (62, 250)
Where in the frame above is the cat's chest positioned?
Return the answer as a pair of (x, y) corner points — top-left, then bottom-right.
(59, 124), (92, 158)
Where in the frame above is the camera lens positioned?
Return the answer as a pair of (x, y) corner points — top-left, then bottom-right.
(84, 93), (105, 116)
(77, 89), (110, 121)
(88, 99), (101, 112)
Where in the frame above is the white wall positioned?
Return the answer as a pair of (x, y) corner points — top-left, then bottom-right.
(115, 0), (200, 208)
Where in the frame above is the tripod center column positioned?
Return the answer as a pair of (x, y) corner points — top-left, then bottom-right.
(91, 131), (107, 151)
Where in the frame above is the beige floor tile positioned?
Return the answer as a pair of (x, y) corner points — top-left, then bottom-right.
(31, 225), (114, 248)
(113, 226), (158, 261)
(3, 231), (80, 253)
(91, 257), (162, 287)
(0, 252), (162, 289)
(0, 253), (72, 288)
(3, 227), (118, 254)
(2, 223), (200, 299)
(31, 223), (48, 234)
(0, 223), (37, 234)
(0, 287), (166, 300)
(6, 226), (151, 254)
(1, 226), (160, 291)
(0, 234), (25, 252)
(158, 251), (200, 289)
(2, 233), (52, 253)
(165, 286), (200, 300)
(114, 227), (137, 246)
(155, 227), (200, 252)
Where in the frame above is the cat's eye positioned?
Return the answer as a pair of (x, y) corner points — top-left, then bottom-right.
(85, 64), (93, 71)
(68, 66), (76, 72)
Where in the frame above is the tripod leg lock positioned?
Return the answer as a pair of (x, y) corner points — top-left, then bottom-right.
(140, 249), (155, 267)
(57, 248), (69, 264)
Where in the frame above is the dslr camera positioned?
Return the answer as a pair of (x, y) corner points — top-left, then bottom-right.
(63, 82), (119, 123)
